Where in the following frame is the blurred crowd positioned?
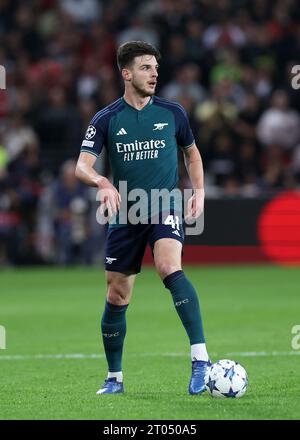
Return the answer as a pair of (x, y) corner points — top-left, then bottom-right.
(0, 0), (300, 265)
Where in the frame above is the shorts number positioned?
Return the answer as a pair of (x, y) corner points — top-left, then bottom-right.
(164, 215), (180, 230)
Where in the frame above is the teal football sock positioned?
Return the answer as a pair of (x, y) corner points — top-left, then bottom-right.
(101, 301), (128, 373)
(163, 270), (205, 345)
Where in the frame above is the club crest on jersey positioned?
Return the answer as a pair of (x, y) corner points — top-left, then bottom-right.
(85, 125), (96, 139)
(153, 123), (168, 130)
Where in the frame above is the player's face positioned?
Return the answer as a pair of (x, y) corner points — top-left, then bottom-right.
(127, 55), (159, 97)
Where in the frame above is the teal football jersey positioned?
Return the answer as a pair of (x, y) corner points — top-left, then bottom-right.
(80, 96), (195, 227)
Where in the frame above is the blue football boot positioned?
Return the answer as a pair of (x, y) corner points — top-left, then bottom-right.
(96, 378), (124, 395)
(189, 359), (212, 395)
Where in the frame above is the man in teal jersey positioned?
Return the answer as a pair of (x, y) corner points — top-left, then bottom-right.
(75, 41), (211, 395)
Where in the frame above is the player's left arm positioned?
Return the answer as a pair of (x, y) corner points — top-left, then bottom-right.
(182, 144), (205, 220)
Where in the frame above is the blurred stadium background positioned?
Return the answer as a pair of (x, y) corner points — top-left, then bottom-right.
(1, 0), (300, 421)
(1, 0), (300, 267)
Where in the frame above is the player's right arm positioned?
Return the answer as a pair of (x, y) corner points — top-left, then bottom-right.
(75, 152), (121, 216)
(76, 109), (122, 216)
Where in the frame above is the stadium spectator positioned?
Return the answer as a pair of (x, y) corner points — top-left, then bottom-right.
(161, 63), (206, 103)
(2, 114), (39, 162)
(59, 0), (102, 24)
(202, 18), (247, 49)
(257, 89), (300, 149)
(117, 16), (159, 48)
(36, 159), (92, 265)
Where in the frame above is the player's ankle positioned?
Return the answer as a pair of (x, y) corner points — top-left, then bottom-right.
(107, 371), (123, 382)
(191, 343), (209, 362)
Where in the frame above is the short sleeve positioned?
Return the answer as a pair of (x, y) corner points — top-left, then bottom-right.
(174, 104), (195, 149)
(80, 112), (110, 157)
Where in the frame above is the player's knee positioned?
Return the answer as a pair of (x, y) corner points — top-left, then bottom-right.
(156, 262), (181, 280)
(106, 280), (130, 305)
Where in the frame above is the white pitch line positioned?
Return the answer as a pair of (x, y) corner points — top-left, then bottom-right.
(0, 353), (105, 360)
(0, 351), (299, 361)
(226, 351), (300, 357)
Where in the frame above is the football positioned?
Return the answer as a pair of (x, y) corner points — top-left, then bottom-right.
(205, 359), (248, 398)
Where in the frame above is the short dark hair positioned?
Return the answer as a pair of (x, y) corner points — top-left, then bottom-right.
(117, 41), (161, 71)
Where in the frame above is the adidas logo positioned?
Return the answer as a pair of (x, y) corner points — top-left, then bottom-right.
(172, 230), (181, 237)
(116, 128), (127, 135)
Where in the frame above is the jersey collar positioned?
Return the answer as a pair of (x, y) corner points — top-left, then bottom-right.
(122, 96), (154, 112)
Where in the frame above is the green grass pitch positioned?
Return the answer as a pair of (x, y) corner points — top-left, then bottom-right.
(1, 265), (300, 420)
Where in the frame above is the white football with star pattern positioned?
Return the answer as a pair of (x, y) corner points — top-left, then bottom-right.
(205, 359), (248, 398)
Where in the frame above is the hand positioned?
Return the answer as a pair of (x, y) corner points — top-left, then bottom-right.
(185, 188), (205, 222)
(96, 177), (122, 218)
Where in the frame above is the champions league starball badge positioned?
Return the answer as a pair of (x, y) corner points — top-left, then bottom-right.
(85, 125), (97, 140)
